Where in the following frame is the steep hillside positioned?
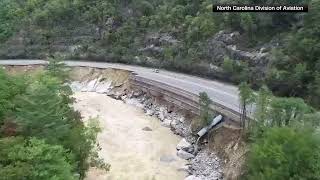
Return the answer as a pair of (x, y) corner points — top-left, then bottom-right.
(0, 0), (319, 108)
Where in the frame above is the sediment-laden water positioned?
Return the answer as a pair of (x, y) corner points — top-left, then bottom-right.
(73, 92), (187, 180)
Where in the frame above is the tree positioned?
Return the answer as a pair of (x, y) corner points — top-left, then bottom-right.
(239, 82), (255, 129)
(0, 137), (75, 180)
(13, 74), (72, 144)
(246, 127), (320, 180)
(268, 97), (312, 127)
(0, 0), (23, 42)
(254, 85), (272, 125)
(46, 56), (70, 82)
(26, 0), (75, 55)
(199, 92), (212, 126)
(308, 72), (320, 108)
(76, 0), (116, 40)
(0, 69), (26, 121)
(1, 69), (108, 179)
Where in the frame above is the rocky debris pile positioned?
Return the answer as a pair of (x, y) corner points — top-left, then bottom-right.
(189, 150), (223, 180)
(121, 91), (223, 180)
(70, 83), (223, 180)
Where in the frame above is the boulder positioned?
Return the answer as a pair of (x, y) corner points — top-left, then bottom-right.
(171, 119), (179, 126)
(142, 127), (152, 131)
(177, 165), (190, 173)
(107, 91), (122, 100)
(214, 31), (240, 45)
(121, 95), (127, 100)
(184, 175), (202, 180)
(158, 111), (166, 121)
(145, 109), (154, 116)
(177, 138), (193, 152)
(179, 116), (185, 123)
(132, 90), (143, 98)
(161, 119), (172, 128)
(177, 150), (195, 160)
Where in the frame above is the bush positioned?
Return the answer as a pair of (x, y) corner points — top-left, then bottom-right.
(0, 137), (75, 180)
(245, 127), (320, 180)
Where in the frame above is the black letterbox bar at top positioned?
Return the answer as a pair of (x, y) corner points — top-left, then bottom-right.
(213, 4), (308, 12)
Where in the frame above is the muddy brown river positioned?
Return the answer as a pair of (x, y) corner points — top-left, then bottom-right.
(73, 92), (187, 180)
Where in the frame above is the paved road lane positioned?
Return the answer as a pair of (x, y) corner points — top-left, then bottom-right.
(0, 59), (241, 113)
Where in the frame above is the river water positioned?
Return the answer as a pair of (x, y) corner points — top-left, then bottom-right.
(73, 92), (187, 180)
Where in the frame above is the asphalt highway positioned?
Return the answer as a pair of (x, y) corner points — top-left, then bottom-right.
(0, 60), (242, 114)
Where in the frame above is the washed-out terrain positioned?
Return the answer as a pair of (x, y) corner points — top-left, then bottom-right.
(4, 65), (244, 180)
(73, 92), (187, 180)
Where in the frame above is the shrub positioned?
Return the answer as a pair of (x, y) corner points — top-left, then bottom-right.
(0, 137), (75, 180)
(245, 127), (320, 180)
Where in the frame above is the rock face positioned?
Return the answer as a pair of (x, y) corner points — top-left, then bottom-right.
(206, 30), (272, 69)
(177, 149), (195, 160)
(70, 78), (112, 93)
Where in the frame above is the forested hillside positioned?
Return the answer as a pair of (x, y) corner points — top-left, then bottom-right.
(0, 0), (319, 108)
(0, 0), (320, 107)
(0, 61), (109, 179)
(1, 1), (320, 179)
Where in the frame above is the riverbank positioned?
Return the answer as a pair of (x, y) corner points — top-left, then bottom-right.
(3, 64), (244, 179)
(73, 92), (188, 180)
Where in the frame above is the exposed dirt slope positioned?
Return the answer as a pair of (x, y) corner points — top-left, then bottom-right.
(209, 126), (248, 180)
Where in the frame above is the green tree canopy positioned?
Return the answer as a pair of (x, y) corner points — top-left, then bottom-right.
(246, 127), (320, 180)
(0, 137), (75, 180)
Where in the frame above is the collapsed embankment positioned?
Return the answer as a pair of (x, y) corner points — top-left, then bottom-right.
(2, 65), (246, 180)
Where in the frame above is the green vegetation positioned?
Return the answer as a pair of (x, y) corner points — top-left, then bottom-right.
(1, 1), (320, 178)
(0, 0), (319, 109)
(246, 127), (320, 180)
(199, 92), (212, 126)
(239, 84), (320, 179)
(0, 137), (75, 180)
(0, 60), (108, 179)
(191, 92), (213, 133)
(239, 82), (254, 128)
